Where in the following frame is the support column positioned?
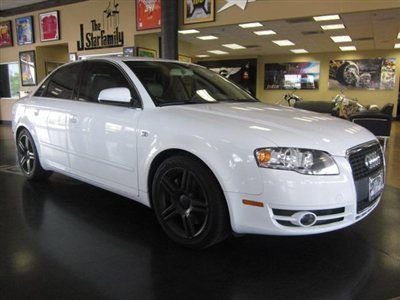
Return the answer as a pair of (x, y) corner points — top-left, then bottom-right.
(161, 0), (178, 60)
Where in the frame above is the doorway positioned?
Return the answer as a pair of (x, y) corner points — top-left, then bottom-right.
(35, 43), (69, 82)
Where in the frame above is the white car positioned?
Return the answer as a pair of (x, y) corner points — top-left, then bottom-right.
(12, 57), (385, 248)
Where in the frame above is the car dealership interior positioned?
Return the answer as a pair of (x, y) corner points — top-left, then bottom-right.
(0, 0), (399, 298)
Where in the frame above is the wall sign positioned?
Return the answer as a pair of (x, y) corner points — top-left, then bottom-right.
(77, 0), (124, 51)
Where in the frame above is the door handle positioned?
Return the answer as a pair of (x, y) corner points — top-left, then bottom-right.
(69, 115), (79, 124)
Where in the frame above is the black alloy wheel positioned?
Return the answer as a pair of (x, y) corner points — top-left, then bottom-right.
(17, 129), (52, 181)
(152, 155), (230, 248)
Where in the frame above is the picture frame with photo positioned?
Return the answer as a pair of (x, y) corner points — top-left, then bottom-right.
(123, 46), (136, 57)
(39, 10), (60, 42)
(178, 54), (192, 63)
(0, 20), (13, 48)
(19, 50), (37, 86)
(137, 47), (157, 58)
(183, 0), (215, 24)
(136, 0), (161, 31)
(69, 52), (77, 62)
(15, 16), (35, 45)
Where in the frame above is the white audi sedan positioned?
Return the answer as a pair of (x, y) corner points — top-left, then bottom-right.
(12, 57), (385, 248)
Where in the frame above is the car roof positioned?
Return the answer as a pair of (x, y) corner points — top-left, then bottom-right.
(84, 56), (195, 66)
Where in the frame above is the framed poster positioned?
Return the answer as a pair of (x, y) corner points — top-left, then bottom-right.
(264, 62), (320, 90)
(39, 11), (60, 42)
(137, 47), (157, 58)
(198, 59), (257, 96)
(15, 16), (35, 45)
(19, 50), (37, 86)
(123, 46), (136, 57)
(0, 21), (13, 48)
(136, 0), (161, 31)
(329, 58), (396, 90)
(184, 0), (215, 24)
(69, 52), (77, 62)
(178, 54), (192, 63)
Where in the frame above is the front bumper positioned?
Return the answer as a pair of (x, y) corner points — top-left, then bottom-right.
(225, 156), (383, 235)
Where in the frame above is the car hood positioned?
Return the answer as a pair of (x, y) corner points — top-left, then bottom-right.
(175, 102), (376, 156)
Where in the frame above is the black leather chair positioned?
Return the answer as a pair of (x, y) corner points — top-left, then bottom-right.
(380, 103), (394, 116)
(349, 112), (392, 151)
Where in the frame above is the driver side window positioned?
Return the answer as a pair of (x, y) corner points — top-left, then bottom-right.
(78, 61), (139, 106)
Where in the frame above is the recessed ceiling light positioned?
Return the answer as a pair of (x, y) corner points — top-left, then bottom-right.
(340, 46), (356, 51)
(222, 43), (246, 49)
(239, 22), (263, 28)
(254, 30), (276, 36)
(195, 54), (210, 58)
(272, 39), (295, 46)
(330, 35), (352, 43)
(291, 49), (308, 53)
(395, 43), (400, 49)
(321, 24), (345, 30)
(197, 35), (218, 40)
(178, 29), (200, 34)
(397, 32), (400, 39)
(313, 14), (340, 21)
(207, 50), (229, 55)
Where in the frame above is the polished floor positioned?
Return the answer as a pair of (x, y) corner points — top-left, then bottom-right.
(0, 123), (399, 300)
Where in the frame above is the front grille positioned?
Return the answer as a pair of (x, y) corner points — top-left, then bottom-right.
(348, 142), (383, 180)
(357, 194), (380, 214)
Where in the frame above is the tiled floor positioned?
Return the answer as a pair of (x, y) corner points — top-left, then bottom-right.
(0, 123), (399, 299)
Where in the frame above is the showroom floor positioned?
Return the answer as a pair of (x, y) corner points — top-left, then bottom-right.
(0, 123), (399, 300)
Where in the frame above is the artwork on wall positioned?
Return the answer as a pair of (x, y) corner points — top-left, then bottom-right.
(15, 16), (35, 45)
(137, 47), (157, 58)
(198, 59), (257, 96)
(39, 11), (60, 42)
(0, 21), (13, 48)
(329, 58), (396, 90)
(123, 46), (136, 57)
(136, 0), (161, 31)
(178, 54), (192, 63)
(69, 52), (77, 62)
(19, 50), (37, 86)
(264, 62), (320, 90)
(183, 0), (215, 24)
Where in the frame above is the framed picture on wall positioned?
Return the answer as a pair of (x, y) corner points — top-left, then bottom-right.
(136, 0), (161, 31)
(123, 46), (136, 57)
(183, 0), (215, 24)
(137, 47), (157, 58)
(15, 16), (35, 45)
(178, 54), (192, 63)
(19, 50), (37, 86)
(39, 11), (60, 42)
(0, 20), (13, 48)
(69, 52), (77, 62)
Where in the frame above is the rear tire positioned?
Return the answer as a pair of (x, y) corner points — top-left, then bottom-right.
(152, 155), (230, 249)
(16, 129), (52, 181)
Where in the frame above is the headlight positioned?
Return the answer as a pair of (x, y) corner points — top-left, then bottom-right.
(254, 147), (339, 175)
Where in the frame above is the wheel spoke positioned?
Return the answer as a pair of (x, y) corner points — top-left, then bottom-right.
(20, 155), (27, 167)
(181, 214), (195, 238)
(161, 177), (178, 195)
(161, 203), (177, 221)
(27, 151), (35, 160)
(18, 140), (25, 152)
(180, 169), (189, 191)
(26, 159), (32, 173)
(24, 136), (29, 150)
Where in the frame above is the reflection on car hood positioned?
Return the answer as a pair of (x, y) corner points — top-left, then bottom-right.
(174, 102), (376, 156)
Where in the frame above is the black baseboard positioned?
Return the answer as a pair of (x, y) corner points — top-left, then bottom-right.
(0, 120), (12, 125)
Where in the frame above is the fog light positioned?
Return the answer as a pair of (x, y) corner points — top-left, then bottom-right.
(291, 211), (317, 227)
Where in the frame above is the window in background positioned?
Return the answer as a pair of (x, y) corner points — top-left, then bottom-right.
(0, 63), (20, 98)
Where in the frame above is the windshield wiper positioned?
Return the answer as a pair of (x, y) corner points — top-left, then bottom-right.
(157, 100), (209, 107)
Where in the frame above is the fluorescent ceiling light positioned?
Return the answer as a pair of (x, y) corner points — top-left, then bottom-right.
(272, 39), (295, 46)
(207, 50), (229, 55)
(254, 30), (276, 36)
(397, 32), (400, 39)
(195, 54), (210, 58)
(197, 35), (218, 40)
(222, 43), (246, 49)
(313, 14), (340, 21)
(395, 43), (400, 49)
(330, 35), (352, 43)
(340, 45), (356, 51)
(178, 29), (200, 34)
(291, 49), (308, 53)
(239, 22), (263, 28)
(321, 24), (345, 30)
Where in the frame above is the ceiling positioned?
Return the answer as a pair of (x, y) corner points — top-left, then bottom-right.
(0, 0), (46, 11)
(179, 8), (400, 58)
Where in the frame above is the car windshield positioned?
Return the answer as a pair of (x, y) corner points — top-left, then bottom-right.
(124, 60), (258, 106)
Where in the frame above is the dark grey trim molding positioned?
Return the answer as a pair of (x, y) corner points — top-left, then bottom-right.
(0, 0), (88, 17)
(0, 120), (12, 125)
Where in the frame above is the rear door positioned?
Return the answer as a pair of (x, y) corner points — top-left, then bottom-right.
(66, 60), (141, 198)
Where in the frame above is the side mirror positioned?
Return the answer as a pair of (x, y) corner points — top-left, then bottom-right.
(98, 87), (131, 103)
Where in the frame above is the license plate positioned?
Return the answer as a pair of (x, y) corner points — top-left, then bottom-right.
(369, 170), (384, 201)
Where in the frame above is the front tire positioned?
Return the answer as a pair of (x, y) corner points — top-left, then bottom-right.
(16, 129), (52, 181)
(152, 155), (230, 249)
